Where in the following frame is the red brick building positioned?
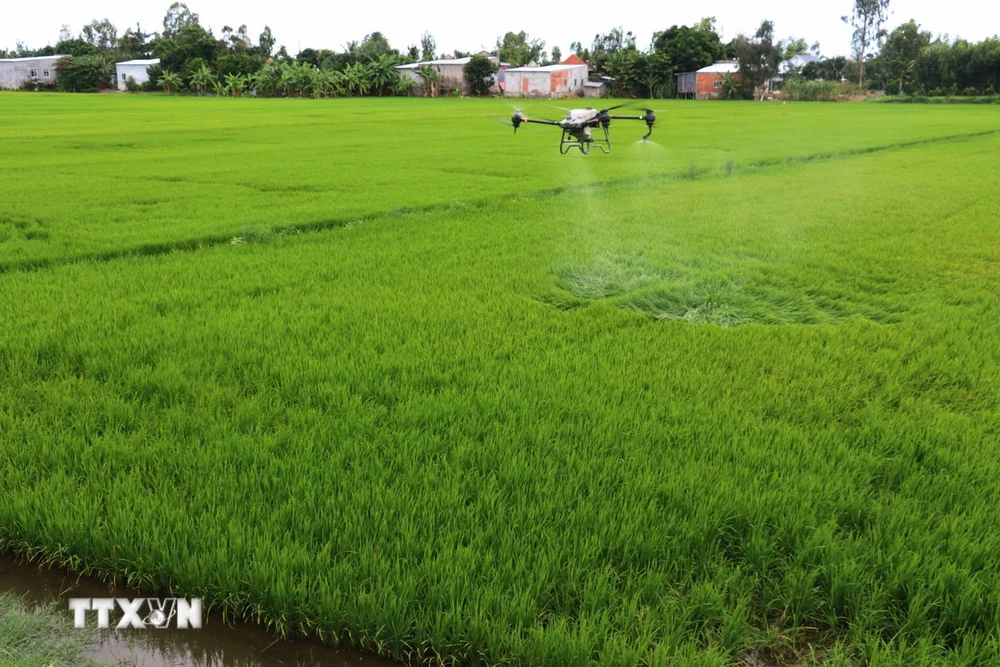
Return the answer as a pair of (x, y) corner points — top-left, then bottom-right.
(675, 62), (739, 99)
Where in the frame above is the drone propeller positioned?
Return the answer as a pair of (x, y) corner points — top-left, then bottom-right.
(510, 109), (525, 133)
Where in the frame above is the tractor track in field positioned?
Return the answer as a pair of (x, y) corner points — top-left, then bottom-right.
(2, 126), (999, 277)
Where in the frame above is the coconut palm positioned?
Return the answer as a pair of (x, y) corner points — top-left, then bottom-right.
(159, 70), (182, 95)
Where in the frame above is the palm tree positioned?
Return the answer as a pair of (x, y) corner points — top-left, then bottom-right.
(159, 70), (182, 95)
(212, 79), (225, 97)
(189, 64), (215, 96)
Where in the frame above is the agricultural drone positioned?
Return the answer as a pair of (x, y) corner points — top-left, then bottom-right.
(501, 105), (656, 154)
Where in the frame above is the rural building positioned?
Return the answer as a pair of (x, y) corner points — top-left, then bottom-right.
(395, 53), (503, 96)
(675, 61), (739, 99)
(583, 81), (606, 98)
(502, 55), (589, 98)
(0, 55), (64, 90)
(115, 58), (160, 90)
(778, 54), (820, 76)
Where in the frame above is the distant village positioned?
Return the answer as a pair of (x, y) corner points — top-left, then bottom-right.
(3, 3), (998, 100)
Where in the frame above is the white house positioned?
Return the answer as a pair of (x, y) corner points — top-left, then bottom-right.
(115, 58), (159, 90)
(778, 54), (821, 76)
(0, 55), (64, 89)
(502, 56), (589, 98)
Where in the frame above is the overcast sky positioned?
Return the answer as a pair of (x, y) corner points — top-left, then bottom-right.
(3, 0), (997, 59)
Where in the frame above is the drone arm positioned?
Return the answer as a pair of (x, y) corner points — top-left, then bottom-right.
(608, 111), (656, 141)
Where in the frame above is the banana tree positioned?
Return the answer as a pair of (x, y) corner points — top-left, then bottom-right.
(367, 54), (398, 96)
(416, 64), (439, 97)
(159, 70), (182, 95)
(188, 64), (216, 96)
(224, 73), (246, 97)
(343, 63), (372, 96)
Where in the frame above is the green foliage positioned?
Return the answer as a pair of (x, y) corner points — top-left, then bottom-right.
(783, 79), (840, 100)
(223, 72), (246, 97)
(735, 21), (780, 100)
(0, 593), (97, 665)
(589, 26), (636, 75)
(496, 31), (546, 66)
(162, 1), (199, 38)
(464, 55), (498, 96)
(653, 24), (724, 74)
(188, 63), (216, 95)
(158, 69), (183, 94)
(420, 31), (436, 61)
(357, 31), (398, 60)
(54, 55), (113, 92)
(80, 18), (117, 53)
(416, 64), (440, 97)
(719, 72), (743, 99)
(870, 20), (930, 93)
(802, 56), (848, 82)
(154, 23), (218, 75)
(216, 53), (266, 77)
(842, 0), (892, 85)
(53, 37), (97, 57)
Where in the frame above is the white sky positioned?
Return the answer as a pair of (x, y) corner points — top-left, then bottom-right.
(3, 0), (997, 59)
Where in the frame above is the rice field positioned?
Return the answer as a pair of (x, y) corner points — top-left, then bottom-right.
(1, 93), (999, 666)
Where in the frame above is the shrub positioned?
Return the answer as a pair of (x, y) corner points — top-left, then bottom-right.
(783, 80), (838, 101)
(463, 55), (498, 97)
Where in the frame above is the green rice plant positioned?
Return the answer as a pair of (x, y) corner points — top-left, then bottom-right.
(1, 96), (1000, 665)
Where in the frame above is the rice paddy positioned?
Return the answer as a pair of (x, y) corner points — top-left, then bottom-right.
(1, 93), (999, 666)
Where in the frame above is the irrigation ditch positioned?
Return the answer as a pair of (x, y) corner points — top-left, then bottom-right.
(0, 552), (399, 666)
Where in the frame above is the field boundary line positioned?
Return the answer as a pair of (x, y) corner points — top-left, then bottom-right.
(2, 127), (998, 276)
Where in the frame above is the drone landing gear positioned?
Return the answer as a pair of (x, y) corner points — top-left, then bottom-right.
(559, 126), (611, 154)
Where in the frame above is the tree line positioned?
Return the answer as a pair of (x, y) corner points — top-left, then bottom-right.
(6, 0), (999, 98)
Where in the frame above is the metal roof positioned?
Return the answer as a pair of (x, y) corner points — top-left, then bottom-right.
(504, 63), (587, 73)
(396, 57), (510, 71)
(696, 62), (739, 74)
(396, 57), (474, 70)
(0, 55), (66, 62)
(116, 59), (160, 66)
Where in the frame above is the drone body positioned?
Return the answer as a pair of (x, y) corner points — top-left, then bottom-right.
(508, 105), (656, 154)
